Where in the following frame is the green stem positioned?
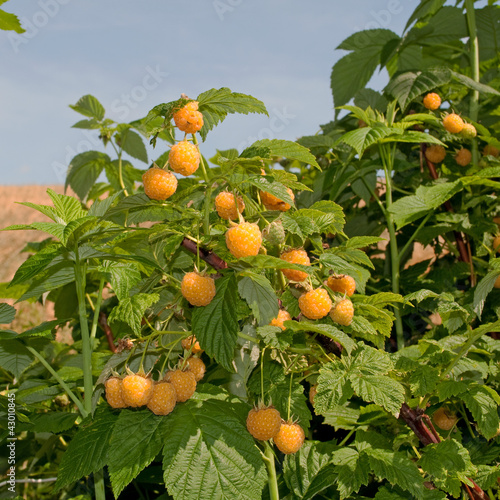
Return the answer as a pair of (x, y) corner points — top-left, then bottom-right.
(379, 145), (404, 349)
(238, 331), (259, 344)
(111, 141), (130, 196)
(74, 247), (93, 415)
(465, 0), (480, 166)
(25, 346), (86, 417)
(263, 442), (280, 500)
(338, 429), (355, 447)
(89, 277), (105, 350)
(93, 469), (106, 500)
(192, 134), (210, 183)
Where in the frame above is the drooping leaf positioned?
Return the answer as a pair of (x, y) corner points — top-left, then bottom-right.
(118, 128), (148, 163)
(65, 151), (111, 201)
(237, 273), (279, 326)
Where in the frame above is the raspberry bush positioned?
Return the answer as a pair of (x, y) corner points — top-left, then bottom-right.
(1, 2), (500, 499)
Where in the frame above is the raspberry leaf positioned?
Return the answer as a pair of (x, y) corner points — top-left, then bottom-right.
(461, 385), (500, 439)
(0, 302), (15, 324)
(108, 293), (159, 335)
(237, 273), (279, 326)
(69, 94), (106, 121)
(65, 151), (111, 201)
(192, 274), (239, 372)
(162, 397), (266, 500)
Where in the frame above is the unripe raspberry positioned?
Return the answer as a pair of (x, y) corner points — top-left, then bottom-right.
(460, 123), (477, 139)
(215, 191), (245, 220)
(147, 381), (177, 416)
(443, 113), (464, 134)
(260, 188), (294, 212)
(246, 406), (282, 441)
(326, 274), (356, 297)
(142, 167), (178, 200)
(423, 93), (441, 111)
(280, 249), (310, 282)
(270, 309), (292, 330)
(433, 406), (458, 431)
(425, 145), (446, 164)
(298, 288), (332, 320)
(455, 148), (472, 167)
(225, 222), (262, 258)
(262, 220), (286, 246)
(181, 272), (216, 307)
(169, 141), (200, 176)
(274, 421), (305, 454)
(483, 145), (500, 158)
(105, 376), (127, 409)
(164, 369), (197, 402)
(329, 298), (354, 326)
(121, 372), (154, 407)
(173, 101), (204, 134)
(185, 356), (206, 382)
(181, 334), (204, 354)
(309, 385), (317, 406)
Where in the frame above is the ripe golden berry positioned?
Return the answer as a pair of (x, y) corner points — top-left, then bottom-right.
(280, 249), (310, 282)
(423, 93), (441, 110)
(185, 357), (206, 382)
(270, 309), (292, 330)
(298, 288), (332, 320)
(181, 272), (216, 307)
(493, 235), (500, 253)
(215, 191), (245, 220)
(169, 141), (200, 176)
(260, 188), (294, 211)
(246, 407), (282, 441)
(225, 222), (262, 258)
(142, 167), (178, 200)
(443, 113), (464, 134)
(483, 145), (500, 158)
(181, 334), (204, 354)
(121, 373), (154, 407)
(425, 145), (446, 164)
(274, 421), (305, 454)
(147, 381), (177, 416)
(455, 148), (472, 167)
(329, 298), (354, 326)
(173, 101), (204, 134)
(164, 369), (197, 402)
(326, 274), (356, 297)
(105, 376), (127, 409)
(433, 406), (458, 431)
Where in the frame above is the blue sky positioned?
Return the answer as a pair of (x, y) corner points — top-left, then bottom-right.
(0, 0), (419, 185)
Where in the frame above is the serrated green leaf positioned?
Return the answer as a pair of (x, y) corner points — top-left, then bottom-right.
(256, 325), (292, 349)
(232, 254), (312, 275)
(118, 128), (148, 163)
(248, 176), (295, 207)
(319, 253), (370, 294)
(0, 5), (24, 32)
(246, 139), (320, 169)
(18, 262), (75, 302)
(462, 385), (500, 439)
(0, 339), (32, 377)
(315, 361), (352, 414)
(65, 151), (110, 201)
(238, 273), (278, 326)
(350, 375), (404, 416)
(69, 95), (105, 120)
(339, 125), (399, 157)
(162, 397), (266, 500)
(332, 447), (370, 498)
(283, 441), (338, 500)
(452, 71), (500, 96)
(108, 409), (166, 497)
(108, 293), (159, 335)
(54, 407), (118, 492)
(108, 262), (142, 301)
(31, 412), (77, 434)
(409, 366), (440, 397)
(473, 269), (500, 318)
(192, 275), (239, 372)
(0, 303), (16, 323)
(46, 188), (87, 224)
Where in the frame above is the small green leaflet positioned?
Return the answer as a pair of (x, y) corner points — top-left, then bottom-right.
(0, 2), (24, 32)
(108, 293), (159, 335)
(237, 273), (279, 326)
(69, 94), (106, 121)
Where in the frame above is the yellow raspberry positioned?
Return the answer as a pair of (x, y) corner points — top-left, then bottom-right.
(215, 191), (245, 220)
(169, 141), (200, 176)
(164, 369), (197, 402)
(329, 298), (354, 326)
(326, 274), (356, 297)
(142, 167), (178, 200)
(425, 145), (446, 164)
(483, 145), (500, 158)
(246, 406), (282, 441)
(260, 188), (294, 211)
(104, 376), (127, 409)
(181, 272), (216, 307)
(181, 334), (204, 354)
(274, 421), (305, 454)
(185, 357), (206, 382)
(298, 288), (332, 320)
(493, 235), (500, 253)
(455, 148), (472, 167)
(433, 406), (458, 431)
(461, 123), (477, 139)
(280, 249), (310, 282)
(121, 373), (154, 407)
(270, 309), (292, 330)
(309, 385), (317, 406)
(423, 93), (441, 110)
(225, 222), (262, 258)
(443, 113), (464, 134)
(147, 381), (177, 416)
(173, 101), (204, 134)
